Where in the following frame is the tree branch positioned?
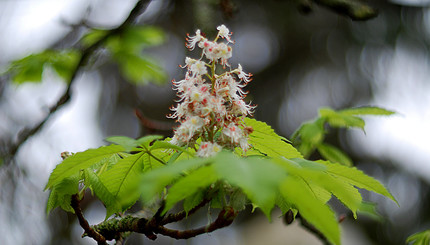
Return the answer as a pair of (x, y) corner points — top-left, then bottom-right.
(3, 0), (151, 164)
(71, 194), (107, 245)
(161, 198), (211, 225)
(294, 0), (378, 21)
(91, 206), (237, 242)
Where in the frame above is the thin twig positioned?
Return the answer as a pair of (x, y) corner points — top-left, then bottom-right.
(3, 0), (151, 164)
(92, 206), (237, 241)
(71, 194), (107, 245)
(154, 206), (237, 239)
(161, 198), (211, 225)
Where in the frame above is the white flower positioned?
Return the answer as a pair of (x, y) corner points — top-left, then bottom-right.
(235, 64), (252, 83)
(190, 60), (208, 76)
(230, 99), (256, 116)
(197, 142), (222, 157)
(186, 29), (205, 50)
(217, 24), (234, 43)
(223, 123), (243, 144)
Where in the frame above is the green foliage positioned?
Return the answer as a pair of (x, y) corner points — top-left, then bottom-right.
(101, 26), (167, 85)
(244, 118), (302, 158)
(45, 145), (126, 190)
(46, 175), (79, 214)
(280, 176), (340, 245)
(292, 106), (395, 159)
(45, 113), (396, 245)
(7, 26), (166, 86)
(138, 150), (395, 245)
(407, 229), (430, 245)
(8, 50), (79, 84)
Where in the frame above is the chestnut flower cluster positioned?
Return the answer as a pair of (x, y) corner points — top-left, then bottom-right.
(168, 25), (255, 157)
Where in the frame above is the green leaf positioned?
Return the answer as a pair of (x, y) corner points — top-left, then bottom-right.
(9, 53), (47, 83)
(183, 188), (206, 216)
(407, 229), (430, 245)
(279, 158), (362, 218)
(136, 135), (164, 147)
(116, 53), (166, 85)
(280, 176), (340, 245)
(81, 29), (109, 47)
(45, 145), (125, 190)
(357, 201), (383, 221)
(321, 161), (398, 204)
(317, 143), (353, 166)
(319, 107), (365, 129)
(230, 188), (248, 212)
(50, 50), (79, 80)
(164, 165), (217, 212)
(150, 141), (194, 156)
(105, 136), (138, 151)
(9, 50), (79, 84)
(245, 118), (302, 159)
(99, 152), (146, 211)
(46, 175), (79, 214)
(84, 170), (121, 218)
(339, 106), (395, 116)
(292, 118), (325, 157)
(213, 152), (286, 218)
(140, 157), (211, 203)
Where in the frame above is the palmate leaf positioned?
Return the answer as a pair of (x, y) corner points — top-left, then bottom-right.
(280, 176), (340, 245)
(339, 106), (395, 116)
(99, 152), (146, 211)
(213, 152), (286, 218)
(291, 118), (325, 157)
(164, 165), (217, 212)
(244, 118), (302, 159)
(45, 145), (125, 190)
(84, 170), (121, 218)
(320, 161), (398, 204)
(277, 158), (362, 218)
(319, 107), (365, 129)
(140, 157), (212, 203)
(46, 175), (79, 214)
(317, 143), (353, 166)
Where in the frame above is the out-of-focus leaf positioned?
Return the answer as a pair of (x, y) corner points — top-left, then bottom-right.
(339, 106), (395, 116)
(319, 107), (365, 129)
(81, 29), (109, 47)
(105, 136), (138, 151)
(183, 188), (206, 216)
(115, 53), (166, 85)
(164, 165), (217, 212)
(9, 50), (79, 84)
(9, 53), (48, 83)
(50, 50), (80, 80)
(317, 143), (353, 166)
(406, 229), (430, 245)
(213, 152), (286, 218)
(357, 201), (383, 221)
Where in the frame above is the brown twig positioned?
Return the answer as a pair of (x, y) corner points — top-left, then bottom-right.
(71, 194), (107, 245)
(3, 0), (151, 164)
(161, 198), (211, 225)
(93, 206), (237, 241)
(154, 206), (237, 239)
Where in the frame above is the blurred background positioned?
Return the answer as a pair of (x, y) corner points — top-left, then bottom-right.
(0, 0), (430, 244)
